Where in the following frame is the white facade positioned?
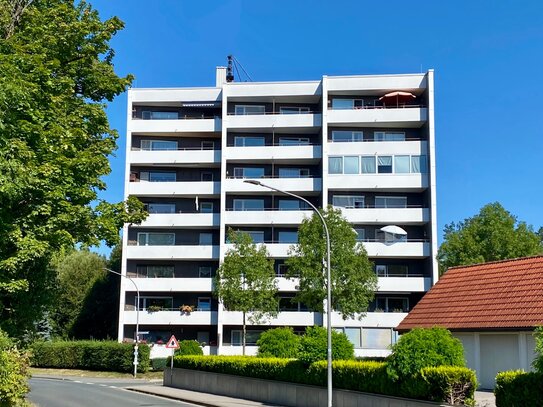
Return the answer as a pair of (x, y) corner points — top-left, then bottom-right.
(118, 69), (438, 358)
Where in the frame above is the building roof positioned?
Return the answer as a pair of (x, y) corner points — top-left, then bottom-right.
(397, 256), (543, 332)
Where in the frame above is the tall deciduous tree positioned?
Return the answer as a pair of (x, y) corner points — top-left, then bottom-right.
(0, 0), (146, 337)
(286, 206), (377, 320)
(438, 202), (543, 273)
(214, 230), (278, 355)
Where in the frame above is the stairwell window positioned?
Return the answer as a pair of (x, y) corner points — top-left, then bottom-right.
(329, 157), (343, 174)
(394, 156), (411, 173)
(344, 156), (359, 174)
(361, 156), (376, 174)
(137, 233), (175, 246)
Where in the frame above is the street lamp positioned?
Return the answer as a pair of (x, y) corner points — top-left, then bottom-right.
(243, 179), (333, 407)
(104, 267), (140, 379)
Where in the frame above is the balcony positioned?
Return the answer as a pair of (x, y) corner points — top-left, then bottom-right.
(330, 311), (407, 327)
(131, 278), (213, 292)
(327, 106), (427, 128)
(225, 144), (321, 162)
(224, 242), (291, 258)
(277, 277), (298, 291)
(124, 310), (218, 325)
(129, 148), (221, 166)
(362, 240), (430, 258)
(128, 181), (220, 197)
(131, 117), (221, 134)
(377, 276), (431, 292)
(340, 207), (429, 225)
(136, 213), (219, 228)
(224, 209), (312, 226)
(125, 245), (220, 260)
(328, 174), (428, 191)
(221, 310), (318, 326)
(327, 140), (427, 157)
(225, 177), (321, 193)
(227, 112), (322, 130)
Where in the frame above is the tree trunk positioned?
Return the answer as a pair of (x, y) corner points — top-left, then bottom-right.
(242, 311), (246, 356)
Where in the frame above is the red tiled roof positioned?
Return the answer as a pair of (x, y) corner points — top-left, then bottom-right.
(397, 256), (543, 331)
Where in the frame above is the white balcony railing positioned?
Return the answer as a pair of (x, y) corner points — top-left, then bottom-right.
(136, 213), (219, 228)
(128, 181), (220, 197)
(224, 210), (312, 226)
(125, 245), (220, 260)
(129, 149), (221, 165)
(221, 310), (318, 326)
(377, 276), (431, 292)
(340, 207), (429, 225)
(327, 107), (427, 127)
(225, 145), (321, 162)
(225, 177), (321, 193)
(362, 241), (430, 258)
(227, 113), (321, 129)
(124, 310), (218, 325)
(327, 140), (426, 157)
(131, 117), (221, 133)
(327, 174), (428, 191)
(131, 278), (213, 292)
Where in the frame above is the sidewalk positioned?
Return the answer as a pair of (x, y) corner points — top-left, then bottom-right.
(126, 384), (283, 407)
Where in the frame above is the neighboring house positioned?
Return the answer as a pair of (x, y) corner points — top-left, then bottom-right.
(118, 66), (438, 358)
(397, 256), (543, 389)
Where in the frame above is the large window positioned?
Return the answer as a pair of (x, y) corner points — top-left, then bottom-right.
(234, 136), (265, 147)
(394, 156), (411, 174)
(137, 233), (175, 246)
(140, 140), (178, 151)
(142, 111), (179, 120)
(377, 156), (393, 173)
(376, 264), (408, 277)
(362, 328), (394, 349)
(343, 156), (359, 174)
(361, 156), (376, 174)
(140, 171), (176, 182)
(375, 229), (407, 243)
(278, 199), (310, 211)
(231, 330), (263, 345)
(137, 297), (173, 310)
(330, 155), (427, 175)
(375, 297), (409, 312)
(278, 231), (298, 243)
(375, 196), (407, 208)
(200, 202), (214, 213)
(411, 155), (428, 173)
(279, 107), (310, 114)
(233, 167), (265, 179)
(145, 203), (176, 214)
(331, 131), (363, 142)
(374, 131), (405, 141)
(234, 105), (265, 115)
(331, 99), (363, 110)
(354, 228), (365, 242)
(278, 168), (310, 178)
(136, 265), (174, 278)
(329, 157), (343, 174)
(233, 199), (265, 211)
(332, 195), (365, 209)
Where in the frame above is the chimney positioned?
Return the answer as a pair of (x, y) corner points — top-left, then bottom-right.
(216, 67), (227, 87)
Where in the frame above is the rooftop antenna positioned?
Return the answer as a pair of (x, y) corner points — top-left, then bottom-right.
(226, 55), (234, 82)
(226, 55), (253, 82)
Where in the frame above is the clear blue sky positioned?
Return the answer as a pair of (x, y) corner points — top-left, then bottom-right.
(91, 0), (543, 256)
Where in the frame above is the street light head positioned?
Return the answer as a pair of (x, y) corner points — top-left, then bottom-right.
(244, 180), (262, 186)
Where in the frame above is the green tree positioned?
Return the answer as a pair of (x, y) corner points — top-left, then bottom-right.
(0, 0), (146, 337)
(256, 327), (301, 359)
(286, 206), (377, 319)
(437, 203), (542, 274)
(214, 230), (278, 355)
(298, 326), (354, 364)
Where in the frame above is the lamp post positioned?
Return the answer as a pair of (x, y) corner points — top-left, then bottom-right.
(243, 179), (333, 407)
(104, 267), (140, 379)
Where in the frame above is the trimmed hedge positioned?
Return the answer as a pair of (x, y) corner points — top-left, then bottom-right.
(31, 341), (150, 373)
(495, 370), (543, 407)
(151, 357), (168, 371)
(173, 355), (476, 404)
(174, 340), (203, 357)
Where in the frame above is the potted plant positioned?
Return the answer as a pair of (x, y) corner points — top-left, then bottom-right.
(180, 304), (194, 314)
(147, 305), (163, 312)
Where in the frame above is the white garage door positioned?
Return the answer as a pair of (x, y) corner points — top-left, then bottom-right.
(479, 334), (519, 389)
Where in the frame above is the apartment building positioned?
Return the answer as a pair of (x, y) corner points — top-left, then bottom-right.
(118, 68), (437, 357)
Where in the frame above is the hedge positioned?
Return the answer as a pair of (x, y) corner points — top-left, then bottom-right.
(30, 341), (150, 373)
(173, 355), (476, 404)
(495, 370), (543, 407)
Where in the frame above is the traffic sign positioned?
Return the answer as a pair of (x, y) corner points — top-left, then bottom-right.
(166, 335), (180, 349)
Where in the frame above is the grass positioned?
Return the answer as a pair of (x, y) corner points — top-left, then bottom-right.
(29, 367), (164, 380)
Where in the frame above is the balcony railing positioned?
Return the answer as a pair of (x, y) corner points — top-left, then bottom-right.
(227, 142), (319, 147)
(131, 146), (220, 151)
(228, 110), (319, 116)
(225, 207), (312, 212)
(226, 174), (315, 179)
(328, 104), (425, 110)
(332, 204), (426, 209)
(133, 114), (221, 120)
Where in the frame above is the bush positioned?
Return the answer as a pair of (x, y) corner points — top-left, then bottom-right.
(30, 340), (150, 373)
(0, 330), (30, 407)
(151, 358), (168, 371)
(298, 326), (354, 365)
(174, 340), (203, 357)
(173, 355), (476, 404)
(495, 370), (543, 407)
(532, 326), (543, 373)
(387, 327), (465, 380)
(256, 327), (300, 358)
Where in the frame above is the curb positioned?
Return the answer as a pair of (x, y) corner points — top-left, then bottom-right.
(126, 387), (217, 407)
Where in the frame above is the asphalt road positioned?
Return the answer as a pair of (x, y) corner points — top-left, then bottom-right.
(28, 377), (197, 407)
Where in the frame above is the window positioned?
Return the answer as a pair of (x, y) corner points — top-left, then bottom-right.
(361, 156), (376, 174)
(233, 167), (265, 179)
(137, 297), (173, 310)
(145, 203), (176, 214)
(140, 140), (178, 151)
(199, 266), (212, 278)
(375, 229), (407, 243)
(278, 199), (309, 211)
(362, 328), (393, 349)
(332, 196), (365, 209)
(200, 202), (214, 213)
(277, 264), (288, 276)
(234, 136), (265, 147)
(136, 265), (174, 278)
(375, 297), (409, 312)
(375, 196), (407, 208)
(375, 265), (387, 277)
(234, 105), (265, 115)
(377, 156), (393, 173)
(142, 111), (179, 120)
(231, 330), (263, 346)
(376, 265), (408, 277)
(201, 172), (213, 181)
(140, 171), (176, 182)
(411, 155), (428, 173)
(331, 99), (363, 110)
(331, 131), (363, 142)
(137, 233), (175, 246)
(278, 168), (310, 178)
(354, 228), (365, 242)
(199, 233), (213, 245)
(278, 137), (310, 146)
(329, 157), (343, 174)
(230, 231), (265, 243)
(345, 327), (362, 348)
(394, 156), (411, 174)
(201, 141), (214, 150)
(197, 297), (211, 311)
(279, 297), (299, 311)
(279, 107), (310, 114)
(233, 199), (264, 211)
(374, 132), (405, 141)
(343, 156), (359, 174)
(278, 231), (298, 243)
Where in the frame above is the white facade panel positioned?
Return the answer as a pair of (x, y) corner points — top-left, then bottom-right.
(129, 149), (221, 165)
(224, 210), (312, 226)
(362, 242), (430, 258)
(128, 181), (221, 197)
(327, 174), (428, 191)
(131, 118), (221, 133)
(376, 277), (431, 292)
(130, 87), (221, 103)
(124, 310), (218, 325)
(326, 74), (426, 92)
(327, 141), (427, 156)
(327, 108), (427, 127)
(341, 208), (429, 225)
(132, 278), (213, 292)
(125, 245), (220, 260)
(227, 113), (321, 130)
(225, 178), (322, 193)
(136, 213), (219, 228)
(225, 145), (321, 161)
(226, 81), (321, 98)
(221, 311), (317, 326)
(330, 311), (407, 327)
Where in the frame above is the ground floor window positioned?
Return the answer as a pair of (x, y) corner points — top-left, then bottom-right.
(334, 327), (398, 349)
(231, 330), (263, 346)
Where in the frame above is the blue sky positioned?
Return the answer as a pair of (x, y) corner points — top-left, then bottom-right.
(91, 0), (543, 255)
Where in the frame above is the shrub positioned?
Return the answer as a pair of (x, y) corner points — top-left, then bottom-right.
(151, 358), (168, 371)
(256, 327), (300, 358)
(30, 340), (150, 373)
(495, 370), (543, 407)
(420, 366), (477, 405)
(298, 326), (354, 365)
(532, 326), (543, 373)
(174, 340), (203, 357)
(0, 330), (30, 407)
(387, 327), (465, 380)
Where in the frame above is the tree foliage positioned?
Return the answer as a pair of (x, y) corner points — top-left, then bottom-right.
(256, 327), (301, 359)
(214, 230), (278, 354)
(298, 326), (354, 365)
(437, 202), (542, 273)
(0, 0), (146, 337)
(0, 329), (30, 406)
(286, 206), (377, 319)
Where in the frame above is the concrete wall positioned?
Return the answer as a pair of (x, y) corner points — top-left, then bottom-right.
(164, 368), (451, 407)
